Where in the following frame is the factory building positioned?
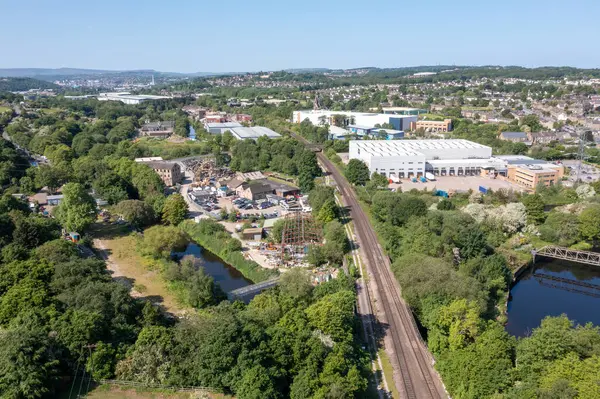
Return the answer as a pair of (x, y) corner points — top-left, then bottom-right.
(292, 110), (416, 132)
(229, 126), (281, 140)
(204, 122), (243, 134)
(349, 139), (504, 179)
(381, 107), (428, 116)
(494, 156), (564, 189)
(97, 92), (170, 104)
(410, 119), (453, 133)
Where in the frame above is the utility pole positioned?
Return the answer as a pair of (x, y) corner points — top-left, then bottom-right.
(576, 129), (590, 184)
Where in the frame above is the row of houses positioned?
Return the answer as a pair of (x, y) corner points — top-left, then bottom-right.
(498, 131), (583, 145)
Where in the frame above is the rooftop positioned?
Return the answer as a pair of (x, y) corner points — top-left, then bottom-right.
(205, 122), (243, 129)
(229, 126), (281, 139)
(500, 131), (528, 139)
(147, 161), (178, 171)
(350, 139), (489, 157)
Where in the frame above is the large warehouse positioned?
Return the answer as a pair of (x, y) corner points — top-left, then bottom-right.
(349, 139), (505, 179)
(229, 126), (281, 140)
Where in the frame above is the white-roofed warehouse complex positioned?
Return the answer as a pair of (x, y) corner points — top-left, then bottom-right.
(349, 139), (505, 179)
(229, 126), (281, 140)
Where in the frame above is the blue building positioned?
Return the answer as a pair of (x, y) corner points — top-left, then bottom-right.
(371, 128), (405, 140)
(347, 125), (374, 136)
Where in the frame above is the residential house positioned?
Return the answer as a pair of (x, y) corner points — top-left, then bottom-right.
(28, 192), (48, 208)
(499, 131), (530, 143)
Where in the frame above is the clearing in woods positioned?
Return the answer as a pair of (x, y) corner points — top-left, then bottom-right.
(91, 223), (189, 316)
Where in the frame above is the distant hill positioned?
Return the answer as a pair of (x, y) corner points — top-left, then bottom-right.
(0, 67), (123, 77)
(0, 68), (237, 79)
(0, 77), (59, 92)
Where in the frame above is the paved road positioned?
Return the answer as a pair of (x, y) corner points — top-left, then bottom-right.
(297, 134), (447, 398)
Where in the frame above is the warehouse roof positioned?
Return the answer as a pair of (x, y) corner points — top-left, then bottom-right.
(349, 139), (489, 157)
(230, 126), (281, 140)
(205, 122), (243, 129)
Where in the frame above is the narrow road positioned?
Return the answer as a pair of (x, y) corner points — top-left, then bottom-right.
(297, 134), (447, 398)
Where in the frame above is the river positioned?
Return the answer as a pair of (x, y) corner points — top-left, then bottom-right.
(506, 258), (600, 337)
(173, 242), (252, 293)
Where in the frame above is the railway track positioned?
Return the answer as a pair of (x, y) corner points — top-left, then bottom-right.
(305, 139), (446, 398)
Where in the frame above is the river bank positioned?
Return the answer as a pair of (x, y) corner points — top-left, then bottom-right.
(180, 220), (278, 283)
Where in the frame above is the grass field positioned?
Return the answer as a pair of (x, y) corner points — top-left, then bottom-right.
(0, 106), (11, 113)
(91, 223), (189, 316)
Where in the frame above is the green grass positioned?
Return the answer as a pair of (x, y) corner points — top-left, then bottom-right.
(90, 223), (190, 315)
(0, 106), (11, 113)
(378, 348), (401, 399)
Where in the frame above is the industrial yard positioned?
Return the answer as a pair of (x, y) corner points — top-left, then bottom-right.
(392, 174), (527, 193)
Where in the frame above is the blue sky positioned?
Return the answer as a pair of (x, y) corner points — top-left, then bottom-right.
(2, 0), (599, 72)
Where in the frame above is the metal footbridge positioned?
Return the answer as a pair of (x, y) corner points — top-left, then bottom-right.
(227, 277), (280, 300)
(533, 246), (600, 267)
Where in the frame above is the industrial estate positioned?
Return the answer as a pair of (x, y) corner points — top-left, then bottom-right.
(2, 37), (600, 399)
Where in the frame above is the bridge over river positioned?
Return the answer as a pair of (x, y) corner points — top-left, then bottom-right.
(532, 246), (600, 267)
(227, 277), (280, 301)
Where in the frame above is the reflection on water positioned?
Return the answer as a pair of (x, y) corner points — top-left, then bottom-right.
(172, 243), (252, 293)
(506, 258), (600, 337)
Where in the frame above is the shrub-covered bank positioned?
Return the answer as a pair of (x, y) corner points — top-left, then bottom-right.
(180, 219), (277, 283)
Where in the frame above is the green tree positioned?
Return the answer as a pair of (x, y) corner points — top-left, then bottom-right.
(55, 182), (97, 232)
(115, 199), (156, 228)
(236, 365), (281, 399)
(139, 225), (188, 258)
(161, 194), (188, 226)
(539, 212), (580, 246)
(0, 314), (59, 399)
(579, 205), (600, 243)
(437, 198), (455, 210)
(116, 326), (173, 384)
(317, 198), (337, 223)
(522, 193), (546, 224)
(279, 268), (313, 301)
(345, 159), (370, 185)
(306, 290), (355, 342)
(308, 185), (335, 215)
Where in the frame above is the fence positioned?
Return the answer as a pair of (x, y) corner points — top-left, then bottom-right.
(96, 379), (214, 393)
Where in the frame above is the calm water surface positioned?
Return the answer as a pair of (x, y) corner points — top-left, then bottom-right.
(173, 242), (252, 293)
(506, 258), (600, 337)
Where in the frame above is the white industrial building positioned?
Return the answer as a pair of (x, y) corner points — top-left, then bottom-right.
(97, 92), (170, 104)
(349, 139), (505, 179)
(292, 110), (416, 132)
(229, 126), (281, 140)
(204, 122), (243, 134)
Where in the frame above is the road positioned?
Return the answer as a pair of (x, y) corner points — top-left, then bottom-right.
(300, 135), (447, 398)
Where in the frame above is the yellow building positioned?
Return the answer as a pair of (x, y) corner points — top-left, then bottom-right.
(410, 119), (453, 133)
(507, 164), (564, 189)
